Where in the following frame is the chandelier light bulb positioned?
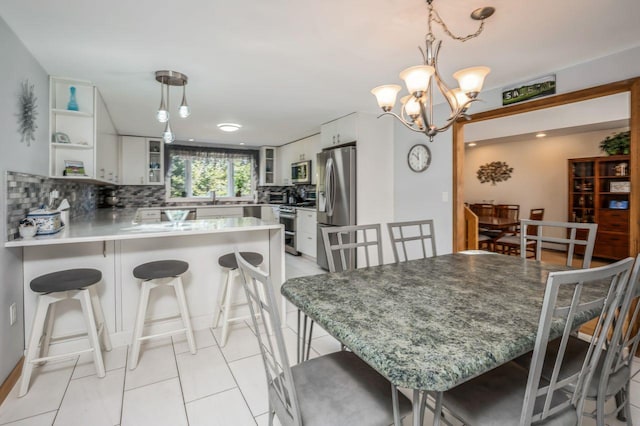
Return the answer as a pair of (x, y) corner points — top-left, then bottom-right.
(179, 85), (191, 118)
(371, 85), (402, 111)
(399, 65), (435, 95)
(402, 95), (422, 117)
(453, 66), (491, 96)
(451, 88), (471, 110)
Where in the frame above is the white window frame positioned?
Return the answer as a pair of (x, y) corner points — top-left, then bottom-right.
(165, 156), (254, 203)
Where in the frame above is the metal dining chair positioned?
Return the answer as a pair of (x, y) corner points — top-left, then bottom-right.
(532, 253), (640, 425)
(519, 219), (598, 268)
(387, 219), (436, 263)
(435, 257), (634, 426)
(321, 224), (383, 273)
(234, 250), (413, 426)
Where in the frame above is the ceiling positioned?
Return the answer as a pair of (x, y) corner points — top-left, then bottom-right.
(2, 0), (639, 147)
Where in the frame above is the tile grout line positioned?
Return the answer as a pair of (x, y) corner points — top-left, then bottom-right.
(170, 337), (191, 426)
(118, 346), (129, 426)
(51, 355), (81, 425)
(210, 326), (260, 425)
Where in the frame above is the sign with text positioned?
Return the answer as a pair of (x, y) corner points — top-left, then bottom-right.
(502, 75), (556, 106)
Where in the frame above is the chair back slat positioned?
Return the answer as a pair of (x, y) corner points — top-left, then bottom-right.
(598, 254), (640, 398)
(235, 251), (303, 426)
(321, 224), (383, 272)
(520, 219), (598, 268)
(520, 257), (634, 424)
(387, 219), (437, 263)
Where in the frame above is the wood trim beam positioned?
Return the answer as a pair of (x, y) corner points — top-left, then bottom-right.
(453, 77), (639, 253)
(630, 79), (640, 255)
(0, 357), (23, 405)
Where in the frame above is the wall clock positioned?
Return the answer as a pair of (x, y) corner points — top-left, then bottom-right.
(407, 144), (431, 172)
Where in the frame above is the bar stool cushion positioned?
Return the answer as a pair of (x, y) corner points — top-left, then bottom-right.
(133, 260), (189, 280)
(30, 269), (102, 293)
(218, 252), (263, 270)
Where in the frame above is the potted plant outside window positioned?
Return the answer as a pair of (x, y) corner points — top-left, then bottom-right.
(600, 130), (630, 156)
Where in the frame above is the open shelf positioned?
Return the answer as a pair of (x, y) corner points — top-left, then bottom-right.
(51, 143), (93, 149)
(51, 108), (93, 118)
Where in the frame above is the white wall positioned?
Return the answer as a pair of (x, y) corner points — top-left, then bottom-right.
(392, 45), (640, 255)
(0, 17), (50, 382)
(464, 127), (627, 224)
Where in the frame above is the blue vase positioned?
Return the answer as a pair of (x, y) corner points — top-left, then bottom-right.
(67, 86), (79, 111)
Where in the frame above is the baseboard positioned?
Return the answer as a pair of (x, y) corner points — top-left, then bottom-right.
(0, 357), (23, 405)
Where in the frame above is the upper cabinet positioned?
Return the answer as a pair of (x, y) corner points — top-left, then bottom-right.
(320, 113), (357, 148)
(279, 134), (322, 185)
(259, 146), (277, 185)
(120, 136), (164, 185)
(49, 77), (118, 184)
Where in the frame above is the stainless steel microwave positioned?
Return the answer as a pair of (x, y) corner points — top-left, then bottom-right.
(291, 160), (311, 184)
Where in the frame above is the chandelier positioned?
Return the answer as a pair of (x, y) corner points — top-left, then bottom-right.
(155, 70), (191, 143)
(371, 0), (495, 141)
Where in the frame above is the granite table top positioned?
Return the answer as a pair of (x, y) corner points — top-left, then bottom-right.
(281, 252), (609, 391)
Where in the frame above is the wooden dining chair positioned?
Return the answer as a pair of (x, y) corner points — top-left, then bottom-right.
(520, 219), (598, 268)
(387, 219), (436, 263)
(436, 257), (634, 426)
(494, 208), (545, 256)
(469, 203), (495, 217)
(234, 250), (412, 426)
(321, 224), (383, 273)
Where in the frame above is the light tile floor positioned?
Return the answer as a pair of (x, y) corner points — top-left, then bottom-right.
(1, 254), (640, 425)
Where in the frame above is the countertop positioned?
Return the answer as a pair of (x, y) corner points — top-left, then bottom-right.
(6, 208), (282, 248)
(281, 253), (607, 391)
(135, 203), (279, 211)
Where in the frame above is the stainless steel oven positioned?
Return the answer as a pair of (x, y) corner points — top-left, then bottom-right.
(278, 205), (299, 255)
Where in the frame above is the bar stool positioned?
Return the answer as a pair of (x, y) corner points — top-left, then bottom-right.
(213, 252), (267, 346)
(20, 268), (112, 397)
(129, 260), (196, 369)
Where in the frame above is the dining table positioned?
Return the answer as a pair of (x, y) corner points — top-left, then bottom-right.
(281, 252), (610, 426)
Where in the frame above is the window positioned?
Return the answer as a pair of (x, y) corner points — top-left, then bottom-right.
(166, 145), (258, 200)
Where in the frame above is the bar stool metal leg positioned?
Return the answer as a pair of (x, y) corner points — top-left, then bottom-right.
(38, 302), (56, 363)
(79, 288), (105, 378)
(212, 268), (231, 329)
(220, 269), (238, 347)
(89, 285), (112, 351)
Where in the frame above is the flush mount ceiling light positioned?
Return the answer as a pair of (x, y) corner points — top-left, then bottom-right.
(371, 0), (495, 142)
(217, 123), (242, 132)
(155, 70), (191, 144)
(536, 132), (547, 138)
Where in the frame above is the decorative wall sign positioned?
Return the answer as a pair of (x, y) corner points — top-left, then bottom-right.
(17, 80), (38, 146)
(477, 161), (513, 185)
(502, 75), (556, 106)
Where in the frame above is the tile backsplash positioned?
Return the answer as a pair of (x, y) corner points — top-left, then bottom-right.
(6, 172), (99, 240)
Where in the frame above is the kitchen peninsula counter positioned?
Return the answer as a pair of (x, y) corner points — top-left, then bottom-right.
(5, 209), (281, 247)
(8, 209), (285, 349)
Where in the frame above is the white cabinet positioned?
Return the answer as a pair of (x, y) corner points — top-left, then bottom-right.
(49, 77), (119, 183)
(296, 209), (317, 257)
(120, 137), (164, 185)
(196, 207), (243, 218)
(320, 113), (357, 148)
(278, 134), (322, 185)
(261, 206), (277, 223)
(259, 146), (277, 185)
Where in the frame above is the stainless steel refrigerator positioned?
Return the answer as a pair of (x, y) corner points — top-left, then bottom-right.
(316, 145), (356, 270)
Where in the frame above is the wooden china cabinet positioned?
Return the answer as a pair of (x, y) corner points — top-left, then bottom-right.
(568, 155), (630, 260)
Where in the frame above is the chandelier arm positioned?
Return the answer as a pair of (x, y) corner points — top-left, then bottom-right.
(376, 112), (430, 135)
(429, 100), (478, 133)
(432, 58), (459, 115)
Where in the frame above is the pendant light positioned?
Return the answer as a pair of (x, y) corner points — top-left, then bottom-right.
(155, 70), (190, 143)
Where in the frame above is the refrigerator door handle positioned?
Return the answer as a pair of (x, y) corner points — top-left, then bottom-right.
(325, 157), (334, 217)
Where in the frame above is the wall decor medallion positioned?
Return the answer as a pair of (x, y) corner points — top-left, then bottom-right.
(477, 161), (513, 185)
(17, 80), (38, 146)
